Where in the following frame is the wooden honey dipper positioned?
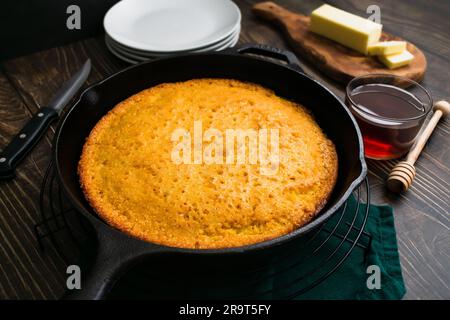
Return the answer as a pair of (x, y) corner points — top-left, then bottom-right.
(387, 100), (449, 193)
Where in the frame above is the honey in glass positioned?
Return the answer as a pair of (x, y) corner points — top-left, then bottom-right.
(346, 75), (432, 160)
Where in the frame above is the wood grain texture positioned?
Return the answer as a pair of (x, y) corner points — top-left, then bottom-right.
(0, 38), (126, 300)
(253, 1), (427, 84)
(0, 71), (65, 299)
(0, 0), (449, 300)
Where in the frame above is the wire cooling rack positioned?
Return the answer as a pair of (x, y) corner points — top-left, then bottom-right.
(35, 160), (372, 299)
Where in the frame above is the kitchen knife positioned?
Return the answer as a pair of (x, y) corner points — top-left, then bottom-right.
(0, 59), (91, 179)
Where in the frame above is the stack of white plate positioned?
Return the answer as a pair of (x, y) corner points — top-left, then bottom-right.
(104, 0), (241, 63)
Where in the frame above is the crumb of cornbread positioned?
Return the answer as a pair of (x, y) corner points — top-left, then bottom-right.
(78, 79), (338, 249)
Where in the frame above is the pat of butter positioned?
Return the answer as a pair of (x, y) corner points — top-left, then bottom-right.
(378, 50), (414, 69)
(368, 41), (407, 56)
(310, 4), (383, 54)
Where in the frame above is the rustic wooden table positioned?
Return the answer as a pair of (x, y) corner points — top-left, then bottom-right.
(0, 0), (448, 300)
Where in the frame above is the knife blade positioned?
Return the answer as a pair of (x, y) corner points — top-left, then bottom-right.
(0, 59), (91, 179)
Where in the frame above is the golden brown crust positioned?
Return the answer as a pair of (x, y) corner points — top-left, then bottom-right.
(78, 79), (338, 249)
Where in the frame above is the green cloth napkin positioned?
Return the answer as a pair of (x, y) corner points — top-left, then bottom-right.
(270, 196), (406, 300)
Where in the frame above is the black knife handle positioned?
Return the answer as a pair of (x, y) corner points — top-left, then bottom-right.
(0, 107), (58, 179)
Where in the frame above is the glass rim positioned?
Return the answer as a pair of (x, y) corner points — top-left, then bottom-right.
(346, 73), (433, 122)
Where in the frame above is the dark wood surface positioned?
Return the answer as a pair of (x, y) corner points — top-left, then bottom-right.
(0, 0), (448, 300)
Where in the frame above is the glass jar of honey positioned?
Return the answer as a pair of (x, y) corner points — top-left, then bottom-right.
(346, 74), (432, 160)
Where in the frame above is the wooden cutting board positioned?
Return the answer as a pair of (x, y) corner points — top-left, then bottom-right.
(253, 2), (427, 84)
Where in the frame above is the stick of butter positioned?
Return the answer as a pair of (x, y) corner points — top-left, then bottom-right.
(378, 50), (414, 69)
(368, 41), (407, 56)
(310, 4), (383, 55)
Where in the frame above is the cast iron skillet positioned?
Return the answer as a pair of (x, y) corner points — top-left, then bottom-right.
(56, 44), (367, 299)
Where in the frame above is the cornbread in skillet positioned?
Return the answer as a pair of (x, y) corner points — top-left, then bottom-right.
(78, 79), (338, 249)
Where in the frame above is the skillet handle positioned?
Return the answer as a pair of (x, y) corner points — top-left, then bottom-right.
(62, 231), (162, 300)
(234, 44), (304, 72)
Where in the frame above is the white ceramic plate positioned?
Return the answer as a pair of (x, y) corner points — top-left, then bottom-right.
(107, 32), (239, 60)
(105, 40), (142, 64)
(106, 30), (240, 63)
(105, 21), (240, 56)
(105, 27), (240, 58)
(104, 0), (241, 52)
